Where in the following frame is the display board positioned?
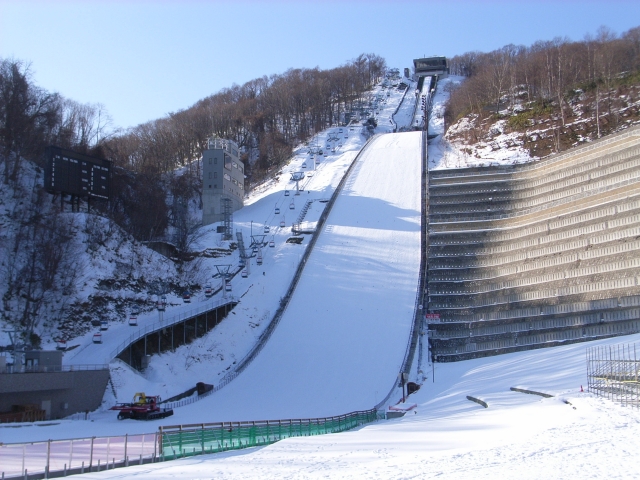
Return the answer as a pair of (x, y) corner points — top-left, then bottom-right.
(44, 146), (111, 199)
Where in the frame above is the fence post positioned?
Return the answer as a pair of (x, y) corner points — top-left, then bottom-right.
(124, 434), (128, 466)
(609, 345), (613, 400)
(635, 344), (638, 409)
(585, 346), (590, 393)
(69, 438), (74, 471)
(45, 439), (51, 479)
(106, 437), (110, 469)
(89, 437), (94, 471)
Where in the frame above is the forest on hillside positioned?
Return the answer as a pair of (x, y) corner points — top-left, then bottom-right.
(445, 26), (640, 156)
(0, 53), (385, 342)
(0, 54), (386, 239)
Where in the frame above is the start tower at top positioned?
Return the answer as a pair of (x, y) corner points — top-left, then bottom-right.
(413, 56), (449, 78)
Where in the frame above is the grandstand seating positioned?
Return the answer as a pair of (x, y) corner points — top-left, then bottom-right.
(426, 126), (640, 361)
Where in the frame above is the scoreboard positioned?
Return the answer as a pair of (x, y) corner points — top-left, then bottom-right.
(44, 146), (111, 200)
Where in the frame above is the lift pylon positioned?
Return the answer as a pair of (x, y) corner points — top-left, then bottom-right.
(213, 264), (233, 298)
(290, 172), (305, 195)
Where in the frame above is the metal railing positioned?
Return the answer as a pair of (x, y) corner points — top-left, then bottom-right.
(0, 409), (381, 479)
(0, 432), (159, 479)
(0, 364), (108, 374)
(109, 296), (237, 361)
(159, 409), (380, 460)
(587, 341), (640, 408)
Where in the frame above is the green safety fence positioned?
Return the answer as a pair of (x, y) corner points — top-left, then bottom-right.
(159, 409), (381, 460)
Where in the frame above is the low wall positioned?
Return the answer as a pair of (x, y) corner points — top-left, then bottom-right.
(0, 369), (110, 420)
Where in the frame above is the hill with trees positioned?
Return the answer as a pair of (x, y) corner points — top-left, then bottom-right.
(0, 53), (386, 346)
(445, 26), (640, 159)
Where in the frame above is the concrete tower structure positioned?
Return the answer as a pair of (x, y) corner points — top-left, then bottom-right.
(202, 137), (244, 226)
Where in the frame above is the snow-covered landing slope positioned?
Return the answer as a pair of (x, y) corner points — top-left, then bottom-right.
(177, 131), (424, 421)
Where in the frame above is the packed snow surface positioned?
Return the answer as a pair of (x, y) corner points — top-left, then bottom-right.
(13, 334), (638, 480)
(189, 131), (423, 421)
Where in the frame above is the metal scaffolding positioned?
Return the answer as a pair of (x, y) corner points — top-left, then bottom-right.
(587, 341), (640, 409)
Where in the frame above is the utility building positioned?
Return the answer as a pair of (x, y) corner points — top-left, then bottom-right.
(413, 56), (449, 78)
(202, 137), (245, 226)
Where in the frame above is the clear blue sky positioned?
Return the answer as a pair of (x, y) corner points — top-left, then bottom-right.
(1, 0), (639, 131)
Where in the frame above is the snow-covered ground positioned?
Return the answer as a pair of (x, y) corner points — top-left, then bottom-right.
(19, 333), (640, 480)
(1, 79), (413, 442)
(3, 76), (639, 479)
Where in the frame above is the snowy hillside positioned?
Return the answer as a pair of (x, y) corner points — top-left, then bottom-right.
(3, 73), (639, 479)
(2, 76), (416, 423)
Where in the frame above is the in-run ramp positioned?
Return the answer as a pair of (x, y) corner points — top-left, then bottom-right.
(178, 131), (424, 421)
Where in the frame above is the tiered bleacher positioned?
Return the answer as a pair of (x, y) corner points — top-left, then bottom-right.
(427, 126), (640, 361)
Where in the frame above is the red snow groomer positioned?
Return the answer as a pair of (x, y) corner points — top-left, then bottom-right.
(110, 392), (174, 420)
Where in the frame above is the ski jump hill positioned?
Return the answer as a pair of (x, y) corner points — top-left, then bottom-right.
(188, 131), (424, 422)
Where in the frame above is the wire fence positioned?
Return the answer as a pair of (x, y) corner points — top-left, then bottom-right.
(0, 409), (381, 479)
(159, 409), (381, 460)
(586, 341), (640, 408)
(0, 432), (158, 479)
